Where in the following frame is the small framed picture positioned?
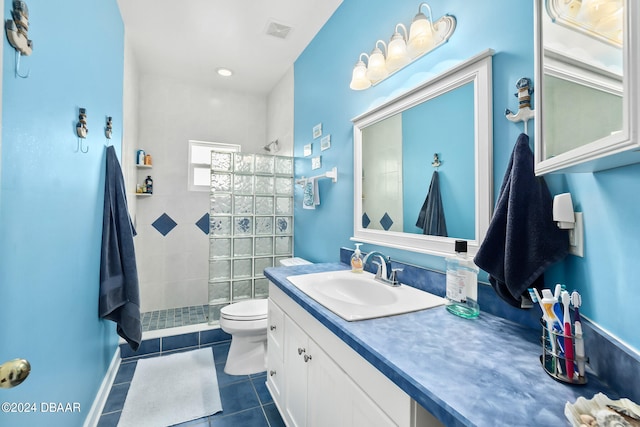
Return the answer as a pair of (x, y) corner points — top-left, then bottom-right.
(320, 135), (331, 151)
(311, 156), (322, 170)
(312, 123), (322, 139)
(303, 143), (313, 157)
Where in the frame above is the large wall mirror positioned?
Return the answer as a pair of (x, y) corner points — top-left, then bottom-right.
(534, 0), (640, 174)
(352, 50), (493, 257)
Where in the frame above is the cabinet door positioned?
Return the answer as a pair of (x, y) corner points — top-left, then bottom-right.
(266, 349), (284, 407)
(267, 300), (285, 406)
(268, 299), (285, 359)
(307, 340), (349, 427)
(284, 316), (308, 427)
(350, 379), (397, 427)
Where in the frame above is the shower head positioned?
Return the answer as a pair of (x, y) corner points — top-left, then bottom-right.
(264, 139), (279, 153)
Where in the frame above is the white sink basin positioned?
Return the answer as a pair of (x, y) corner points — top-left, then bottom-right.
(286, 270), (445, 321)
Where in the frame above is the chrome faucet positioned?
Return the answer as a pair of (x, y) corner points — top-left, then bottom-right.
(362, 251), (402, 287)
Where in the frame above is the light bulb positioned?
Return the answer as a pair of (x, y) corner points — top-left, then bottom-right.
(407, 13), (434, 58)
(386, 25), (410, 72)
(366, 48), (388, 82)
(349, 55), (371, 90)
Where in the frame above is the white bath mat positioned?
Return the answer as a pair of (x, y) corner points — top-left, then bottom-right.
(118, 348), (223, 427)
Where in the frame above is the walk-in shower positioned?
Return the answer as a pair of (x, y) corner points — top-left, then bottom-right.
(208, 151), (294, 324)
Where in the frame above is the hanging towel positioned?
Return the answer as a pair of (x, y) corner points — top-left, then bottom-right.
(99, 145), (142, 351)
(302, 178), (320, 209)
(474, 133), (568, 308)
(415, 170), (448, 236)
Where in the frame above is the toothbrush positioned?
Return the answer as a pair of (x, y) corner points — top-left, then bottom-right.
(561, 291), (575, 380)
(554, 283), (562, 300)
(571, 291), (585, 377)
(540, 290), (564, 373)
(529, 288), (558, 375)
(541, 289), (563, 333)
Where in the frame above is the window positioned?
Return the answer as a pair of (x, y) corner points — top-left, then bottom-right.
(188, 140), (241, 191)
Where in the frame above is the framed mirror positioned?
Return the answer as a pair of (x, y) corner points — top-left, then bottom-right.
(352, 50), (494, 257)
(534, 0), (640, 174)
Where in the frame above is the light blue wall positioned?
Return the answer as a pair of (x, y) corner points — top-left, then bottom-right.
(293, 0), (640, 352)
(0, 1), (123, 425)
(402, 81), (474, 238)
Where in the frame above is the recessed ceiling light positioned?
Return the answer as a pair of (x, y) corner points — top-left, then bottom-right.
(217, 68), (233, 77)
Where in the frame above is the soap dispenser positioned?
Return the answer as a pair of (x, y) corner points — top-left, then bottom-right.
(351, 243), (364, 273)
(445, 240), (479, 319)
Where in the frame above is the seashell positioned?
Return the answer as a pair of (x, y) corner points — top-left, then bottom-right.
(580, 414), (596, 425)
(595, 409), (632, 427)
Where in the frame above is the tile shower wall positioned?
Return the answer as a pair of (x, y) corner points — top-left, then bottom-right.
(209, 152), (294, 323)
(134, 75), (268, 313)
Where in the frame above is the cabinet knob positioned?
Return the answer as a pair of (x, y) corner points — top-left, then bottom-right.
(269, 370), (276, 376)
(270, 325), (277, 331)
(297, 347), (306, 355)
(304, 354), (312, 363)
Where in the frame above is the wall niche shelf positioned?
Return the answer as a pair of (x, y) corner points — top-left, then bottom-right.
(136, 164), (152, 169)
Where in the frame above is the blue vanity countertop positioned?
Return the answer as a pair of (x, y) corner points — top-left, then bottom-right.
(264, 263), (617, 427)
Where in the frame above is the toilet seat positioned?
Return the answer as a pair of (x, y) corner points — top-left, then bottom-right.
(220, 299), (268, 321)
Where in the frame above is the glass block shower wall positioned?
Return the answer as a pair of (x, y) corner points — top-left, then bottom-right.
(208, 151), (294, 324)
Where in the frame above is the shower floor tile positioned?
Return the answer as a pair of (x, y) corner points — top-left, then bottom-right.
(140, 304), (209, 332)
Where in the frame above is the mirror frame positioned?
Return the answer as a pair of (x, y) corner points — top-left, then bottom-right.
(534, 0), (640, 174)
(351, 49), (494, 257)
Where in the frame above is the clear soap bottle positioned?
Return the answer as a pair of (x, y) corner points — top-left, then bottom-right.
(351, 243), (363, 273)
(445, 240), (479, 319)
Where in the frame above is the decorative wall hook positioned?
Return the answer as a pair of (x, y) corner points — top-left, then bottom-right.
(76, 108), (88, 138)
(431, 153), (442, 168)
(105, 116), (113, 139)
(75, 108), (89, 153)
(505, 77), (535, 135)
(5, 1), (32, 78)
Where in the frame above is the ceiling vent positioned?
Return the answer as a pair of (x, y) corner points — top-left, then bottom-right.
(265, 20), (292, 39)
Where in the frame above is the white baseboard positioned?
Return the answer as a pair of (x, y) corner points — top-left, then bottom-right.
(83, 347), (121, 427)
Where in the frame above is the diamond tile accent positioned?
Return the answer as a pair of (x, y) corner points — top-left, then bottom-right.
(380, 213), (394, 231)
(152, 213), (177, 236)
(196, 213), (209, 235)
(362, 213), (371, 228)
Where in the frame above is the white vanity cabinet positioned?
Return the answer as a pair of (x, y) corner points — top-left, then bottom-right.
(266, 282), (444, 427)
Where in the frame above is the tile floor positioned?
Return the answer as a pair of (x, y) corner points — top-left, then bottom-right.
(141, 305), (209, 332)
(98, 341), (284, 427)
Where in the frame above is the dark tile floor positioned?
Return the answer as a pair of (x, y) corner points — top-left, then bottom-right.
(98, 341), (285, 427)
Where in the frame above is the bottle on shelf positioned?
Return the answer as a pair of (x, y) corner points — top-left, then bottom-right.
(144, 176), (153, 194)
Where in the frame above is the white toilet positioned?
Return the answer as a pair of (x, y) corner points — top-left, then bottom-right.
(219, 299), (268, 375)
(220, 258), (311, 375)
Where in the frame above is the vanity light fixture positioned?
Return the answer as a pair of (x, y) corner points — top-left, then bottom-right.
(366, 40), (389, 82)
(546, 0), (623, 46)
(348, 2), (456, 91)
(407, 3), (436, 58)
(386, 24), (410, 72)
(349, 53), (372, 90)
(216, 67), (233, 77)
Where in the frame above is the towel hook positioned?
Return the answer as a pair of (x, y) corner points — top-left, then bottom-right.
(431, 153), (442, 169)
(14, 51), (30, 78)
(75, 138), (89, 153)
(505, 77), (535, 135)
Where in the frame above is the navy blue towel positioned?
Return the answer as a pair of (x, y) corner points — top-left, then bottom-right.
(99, 145), (141, 351)
(474, 134), (568, 308)
(416, 171), (448, 237)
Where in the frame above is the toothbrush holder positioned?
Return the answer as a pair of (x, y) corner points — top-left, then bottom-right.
(540, 320), (588, 385)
